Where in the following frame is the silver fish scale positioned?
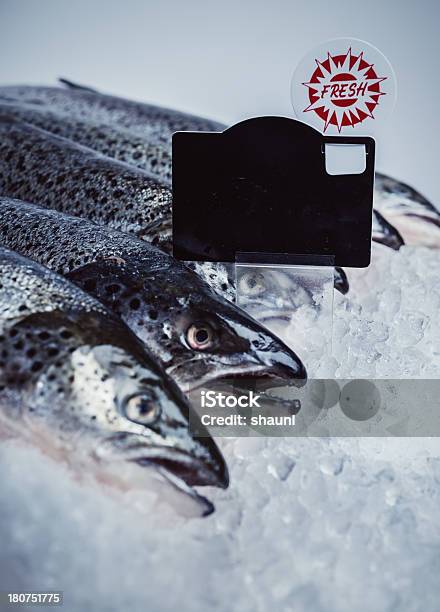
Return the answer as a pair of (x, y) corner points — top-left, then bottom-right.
(0, 247), (108, 323)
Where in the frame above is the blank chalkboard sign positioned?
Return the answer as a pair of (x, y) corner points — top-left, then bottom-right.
(172, 117), (375, 267)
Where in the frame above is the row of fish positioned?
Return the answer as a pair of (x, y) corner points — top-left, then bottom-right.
(0, 81), (438, 254)
(0, 85), (308, 513)
(0, 81), (438, 311)
(0, 198), (308, 513)
(0, 81), (438, 514)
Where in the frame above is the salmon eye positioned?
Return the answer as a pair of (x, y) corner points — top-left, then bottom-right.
(238, 271), (266, 297)
(186, 323), (214, 350)
(123, 393), (161, 425)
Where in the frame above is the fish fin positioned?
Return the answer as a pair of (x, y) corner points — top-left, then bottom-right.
(334, 267), (349, 295)
(58, 78), (97, 93)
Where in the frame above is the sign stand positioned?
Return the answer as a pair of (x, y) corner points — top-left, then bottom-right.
(172, 38), (396, 380)
(235, 253), (335, 364)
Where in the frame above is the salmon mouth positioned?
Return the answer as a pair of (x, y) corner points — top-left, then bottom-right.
(186, 362), (307, 394)
(100, 427), (229, 490)
(134, 448), (229, 489)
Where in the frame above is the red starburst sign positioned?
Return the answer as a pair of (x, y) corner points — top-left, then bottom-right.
(292, 39), (396, 136)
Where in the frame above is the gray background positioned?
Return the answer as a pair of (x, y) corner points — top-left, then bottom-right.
(0, 0), (438, 204)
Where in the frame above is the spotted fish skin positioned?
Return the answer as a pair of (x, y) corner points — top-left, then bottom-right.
(0, 246), (229, 497)
(0, 99), (173, 182)
(0, 118), (173, 249)
(0, 198), (307, 391)
(0, 81), (224, 146)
